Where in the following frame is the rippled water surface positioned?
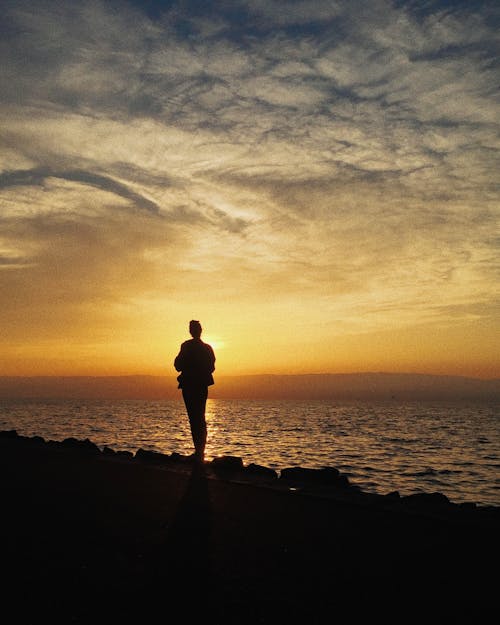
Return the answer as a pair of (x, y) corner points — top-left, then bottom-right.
(1, 399), (498, 506)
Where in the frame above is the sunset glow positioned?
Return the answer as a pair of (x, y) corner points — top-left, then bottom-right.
(1, 0), (499, 384)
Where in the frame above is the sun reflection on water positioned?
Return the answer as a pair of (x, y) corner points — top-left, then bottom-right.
(204, 399), (220, 461)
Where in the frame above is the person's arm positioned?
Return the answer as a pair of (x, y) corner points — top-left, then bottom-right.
(174, 344), (185, 372)
(208, 345), (215, 373)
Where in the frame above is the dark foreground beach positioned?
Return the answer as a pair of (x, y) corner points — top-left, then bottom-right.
(1, 431), (498, 624)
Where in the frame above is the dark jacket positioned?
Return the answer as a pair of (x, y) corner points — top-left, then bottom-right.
(174, 338), (215, 389)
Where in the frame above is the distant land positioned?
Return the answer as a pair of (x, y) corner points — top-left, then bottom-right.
(0, 373), (499, 401)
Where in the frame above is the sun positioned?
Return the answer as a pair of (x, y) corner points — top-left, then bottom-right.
(202, 336), (225, 352)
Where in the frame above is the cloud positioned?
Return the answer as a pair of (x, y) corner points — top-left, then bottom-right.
(0, 0), (498, 374)
(236, 0), (344, 27)
(0, 167), (162, 214)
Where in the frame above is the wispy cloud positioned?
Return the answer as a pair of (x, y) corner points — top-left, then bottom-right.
(0, 167), (162, 214)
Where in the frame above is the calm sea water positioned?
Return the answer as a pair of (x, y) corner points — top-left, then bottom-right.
(1, 399), (498, 506)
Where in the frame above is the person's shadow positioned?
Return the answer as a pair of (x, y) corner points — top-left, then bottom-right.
(167, 463), (211, 574)
(146, 463), (212, 617)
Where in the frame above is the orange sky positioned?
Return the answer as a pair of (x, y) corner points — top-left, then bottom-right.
(0, 1), (499, 381)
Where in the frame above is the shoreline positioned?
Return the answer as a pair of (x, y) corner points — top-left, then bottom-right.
(2, 427), (498, 509)
(2, 430), (498, 624)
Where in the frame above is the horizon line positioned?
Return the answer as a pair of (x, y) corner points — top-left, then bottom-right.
(1, 371), (499, 381)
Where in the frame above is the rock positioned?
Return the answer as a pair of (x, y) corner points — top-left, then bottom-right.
(116, 450), (133, 459)
(385, 491), (401, 500)
(134, 448), (171, 465)
(169, 452), (195, 464)
(60, 437), (80, 447)
(0, 429), (19, 438)
(211, 455), (244, 472)
(335, 474), (351, 488)
(102, 447), (133, 459)
(401, 492), (451, 506)
(279, 466), (344, 486)
(245, 463), (278, 480)
(459, 502), (476, 511)
(60, 437), (100, 454)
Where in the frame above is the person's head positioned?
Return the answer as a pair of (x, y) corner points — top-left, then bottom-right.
(189, 319), (202, 339)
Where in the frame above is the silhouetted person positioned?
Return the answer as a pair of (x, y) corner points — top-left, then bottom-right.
(174, 320), (215, 463)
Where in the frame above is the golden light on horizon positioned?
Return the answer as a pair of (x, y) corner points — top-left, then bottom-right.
(200, 336), (226, 353)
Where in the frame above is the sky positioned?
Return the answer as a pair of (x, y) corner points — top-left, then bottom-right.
(0, 0), (499, 380)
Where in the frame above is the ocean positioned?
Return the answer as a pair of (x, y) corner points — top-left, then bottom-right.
(1, 398), (498, 507)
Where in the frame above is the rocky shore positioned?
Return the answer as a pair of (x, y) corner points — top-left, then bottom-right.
(1, 430), (498, 624)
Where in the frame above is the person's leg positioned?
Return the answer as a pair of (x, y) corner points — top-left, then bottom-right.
(191, 387), (207, 460)
(182, 387), (208, 460)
